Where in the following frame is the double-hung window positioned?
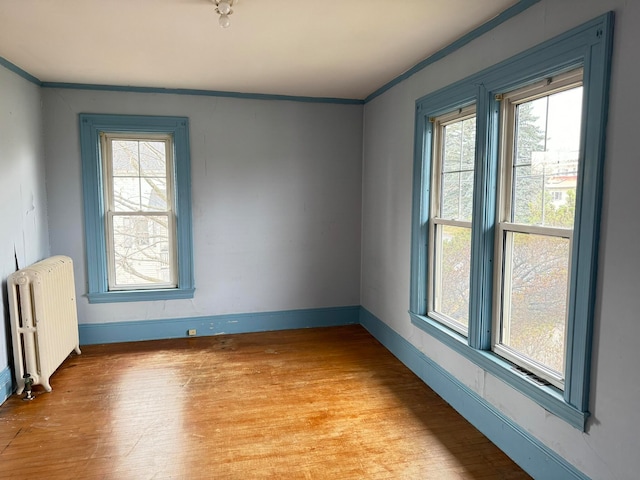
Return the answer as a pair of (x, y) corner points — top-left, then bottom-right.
(429, 107), (476, 335)
(102, 133), (177, 290)
(409, 13), (613, 429)
(495, 70), (583, 389)
(80, 114), (195, 303)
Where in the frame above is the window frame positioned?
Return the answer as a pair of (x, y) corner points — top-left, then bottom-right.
(409, 13), (614, 430)
(79, 114), (195, 303)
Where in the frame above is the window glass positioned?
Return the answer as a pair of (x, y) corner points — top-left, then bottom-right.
(441, 117), (476, 221)
(512, 88), (582, 227)
(501, 232), (570, 376)
(435, 224), (472, 328)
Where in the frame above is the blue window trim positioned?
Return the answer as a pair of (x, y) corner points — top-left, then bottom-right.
(409, 12), (613, 430)
(79, 114), (195, 303)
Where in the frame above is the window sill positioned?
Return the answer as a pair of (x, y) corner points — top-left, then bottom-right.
(88, 288), (195, 304)
(409, 312), (588, 430)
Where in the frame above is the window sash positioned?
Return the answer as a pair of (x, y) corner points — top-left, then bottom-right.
(497, 70), (583, 224)
(494, 225), (573, 389)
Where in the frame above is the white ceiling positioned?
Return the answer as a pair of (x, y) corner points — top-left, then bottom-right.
(0, 0), (520, 100)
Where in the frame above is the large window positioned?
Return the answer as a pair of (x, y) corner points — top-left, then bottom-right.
(80, 115), (194, 303)
(495, 70), (583, 389)
(409, 13), (613, 429)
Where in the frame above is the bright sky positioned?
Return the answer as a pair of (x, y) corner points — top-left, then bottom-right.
(529, 86), (583, 154)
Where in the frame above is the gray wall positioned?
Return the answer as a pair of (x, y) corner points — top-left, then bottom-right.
(361, 1), (640, 478)
(43, 89), (363, 325)
(0, 68), (49, 374)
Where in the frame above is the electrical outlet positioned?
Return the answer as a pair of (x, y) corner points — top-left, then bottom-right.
(187, 329), (197, 337)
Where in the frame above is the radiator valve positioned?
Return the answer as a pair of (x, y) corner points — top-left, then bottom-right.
(22, 374), (35, 401)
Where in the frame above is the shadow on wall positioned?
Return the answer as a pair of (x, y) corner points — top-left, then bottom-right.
(2, 278), (15, 391)
(2, 253), (22, 392)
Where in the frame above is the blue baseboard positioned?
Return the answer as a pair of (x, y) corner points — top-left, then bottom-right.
(79, 305), (360, 345)
(0, 365), (13, 405)
(359, 307), (589, 480)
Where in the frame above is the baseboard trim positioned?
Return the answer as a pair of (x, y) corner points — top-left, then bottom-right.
(359, 307), (589, 480)
(0, 365), (13, 405)
(79, 305), (360, 345)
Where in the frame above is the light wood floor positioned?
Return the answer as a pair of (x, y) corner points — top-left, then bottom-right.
(0, 325), (530, 479)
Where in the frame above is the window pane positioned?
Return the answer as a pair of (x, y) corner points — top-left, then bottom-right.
(112, 215), (172, 286)
(112, 140), (140, 176)
(512, 87), (582, 227)
(112, 177), (140, 212)
(441, 171), (474, 221)
(440, 114), (475, 222)
(442, 117), (476, 172)
(140, 177), (167, 211)
(435, 225), (471, 329)
(139, 141), (167, 176)
(501, 232), (570, 375)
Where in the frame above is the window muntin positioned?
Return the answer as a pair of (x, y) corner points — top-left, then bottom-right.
(494, 69), (583, 389)
(102, 134), (178, 290)
(429, 107), (476, 335)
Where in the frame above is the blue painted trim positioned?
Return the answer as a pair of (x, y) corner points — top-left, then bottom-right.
(79, 114), (195, 303)
(410, 312), (587, 429)
(563, 13), (615, 412)
(360, 308), (589, 480)
(467, 86), (499, 350)
(409, 83), (478, 317)
(0, 56), (42, 86)
(364, 0), (541, 103)
(409, 12), (614, 429)
(43, 82), (363, 106)
(79, 306), (360, 345)
(88, 288), (196, 304)
(0, 365), (14, 405)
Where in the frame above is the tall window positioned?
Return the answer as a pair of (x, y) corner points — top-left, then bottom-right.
(102, 134), (177, 290)
(409, 13), (613, 430)
(429, 107), (476, 335)
(494, 69), (583, 389)
(80, 114), (194, 303)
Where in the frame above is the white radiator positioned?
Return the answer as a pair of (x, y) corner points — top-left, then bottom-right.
(7, 255), (81, 393)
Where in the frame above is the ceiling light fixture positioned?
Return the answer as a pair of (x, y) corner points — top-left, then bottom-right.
(212, 0), (237, 29)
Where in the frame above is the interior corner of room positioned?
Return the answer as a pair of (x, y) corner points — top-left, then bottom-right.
(0, 1), (638, 478)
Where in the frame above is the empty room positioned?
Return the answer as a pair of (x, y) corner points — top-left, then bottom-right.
(0, 0), (638, 478)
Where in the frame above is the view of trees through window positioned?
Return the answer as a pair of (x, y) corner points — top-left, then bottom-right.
(435, 85), (582, 378)
(107, 137), (174, 288)
(433, 115), (475, 330)
(501, 87), (582, 377)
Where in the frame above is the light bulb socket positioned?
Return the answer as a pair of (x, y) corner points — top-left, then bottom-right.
(217, 1), (231, 15)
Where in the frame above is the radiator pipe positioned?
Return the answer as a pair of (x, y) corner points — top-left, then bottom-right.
(22, 374), (35, 401)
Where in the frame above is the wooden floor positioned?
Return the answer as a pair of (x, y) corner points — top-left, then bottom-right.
(0, 325), (530, 479)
